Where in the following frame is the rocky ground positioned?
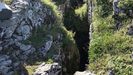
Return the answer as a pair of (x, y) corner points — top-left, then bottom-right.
(0, 0), (132, 75)
(0, 0), (60, 75)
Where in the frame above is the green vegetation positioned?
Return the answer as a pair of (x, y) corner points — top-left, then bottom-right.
(89, 0), (133, 74)
(22, 26), (47, 48)
(118, 0), (133, 10)
(26, 65), (38, 75)
(118, 0), (133, 18)
(75, 3), (87, 18)
(94, 0), (113, 17)
(41, 0), (62, 21)
(89, 54), (133, 75)
(4, 0), (13, 4)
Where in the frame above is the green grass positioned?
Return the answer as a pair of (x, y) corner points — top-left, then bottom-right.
(22, 26), (47, 48)
(118, 0), (133, 10)
(4, 0), (13, 4)
(26, 65), (38, 75)
(89, 0), (133, 74)
(89, 54), (133, 75)
(41, 0), (62, 21)
(75, 3), (87, 18)
(89, 0), (133, 61)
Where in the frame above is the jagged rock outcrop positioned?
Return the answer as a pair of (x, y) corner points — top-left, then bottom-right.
(0, 0), (81, 75)
(0, 0), (55, 74)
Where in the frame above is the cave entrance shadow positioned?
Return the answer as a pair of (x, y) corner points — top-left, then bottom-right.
(63, 1), (90, 71)
(74, 32), (89, 71)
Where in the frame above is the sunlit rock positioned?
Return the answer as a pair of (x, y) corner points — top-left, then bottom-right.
(34, 62), (61, 75)
(74, 71), (95, 75)
(0, 2), (12, 21)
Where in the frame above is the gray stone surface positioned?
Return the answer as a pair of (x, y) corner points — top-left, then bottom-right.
(34, 62), (61, 75)
(0, 55), (14, 75)
(0, 0), (55, 75)
(74, 71), (95, 75)
(113, 0), (119, 15)
(0, 3), (12, 20)
(16, 25), (31, 40)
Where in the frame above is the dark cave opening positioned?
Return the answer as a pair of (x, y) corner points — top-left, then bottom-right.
(63, 0), (90, 71)
(74, 32), (89, 71)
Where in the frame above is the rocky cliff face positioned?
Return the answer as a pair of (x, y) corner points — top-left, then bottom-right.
(0, 0), (55, 74)
(0, 0), (80, 75)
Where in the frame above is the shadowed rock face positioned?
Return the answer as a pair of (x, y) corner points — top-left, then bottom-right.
(0, 3), (12, 20)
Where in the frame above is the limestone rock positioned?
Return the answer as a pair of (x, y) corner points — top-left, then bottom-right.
(0, 2), (12, 21)
(34, 62), (61, 75)
(74, 71), (95, 75)
(0, 55), (13, 75)
(15, 42), (36, 57)
(16, 25), (31, 40)
(0, 0), (56, 75)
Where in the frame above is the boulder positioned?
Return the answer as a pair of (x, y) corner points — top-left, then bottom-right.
(34, 62), (61, 75)
(74, 71), (95, 75)
(0, 3), (12, 21)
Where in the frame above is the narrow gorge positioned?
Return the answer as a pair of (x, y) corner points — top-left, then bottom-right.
(0, 0), (133, 75)
(63, 0), (90, 71)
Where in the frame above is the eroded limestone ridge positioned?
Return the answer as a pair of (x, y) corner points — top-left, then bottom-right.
(0, 0), (56, 75)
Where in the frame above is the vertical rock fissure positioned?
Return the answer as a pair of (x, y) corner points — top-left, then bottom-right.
(63, 0), (91, 71)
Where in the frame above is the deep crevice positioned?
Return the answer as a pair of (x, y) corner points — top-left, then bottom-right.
(63, 0), (90, 71)
(74, 32), (89, 71)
